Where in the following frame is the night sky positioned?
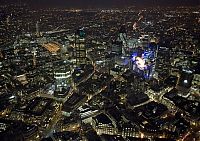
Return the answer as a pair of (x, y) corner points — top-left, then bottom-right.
(0, 0), (200, 8)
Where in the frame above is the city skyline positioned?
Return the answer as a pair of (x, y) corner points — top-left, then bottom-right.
(0, 2), (199, 141)
(1, 0), (200, 8)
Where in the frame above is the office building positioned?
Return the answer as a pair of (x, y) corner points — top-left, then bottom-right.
(75, 28), (87, 65)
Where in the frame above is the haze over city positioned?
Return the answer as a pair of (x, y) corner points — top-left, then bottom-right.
(1, 0), (200, 8)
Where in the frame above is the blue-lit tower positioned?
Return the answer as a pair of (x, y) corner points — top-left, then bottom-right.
(130, 40), (158, 79)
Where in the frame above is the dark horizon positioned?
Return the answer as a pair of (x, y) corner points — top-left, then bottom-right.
(0, 0), (200, 8)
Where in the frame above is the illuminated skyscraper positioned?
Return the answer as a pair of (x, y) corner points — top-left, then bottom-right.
(177, 70), (194, 93)
(118, 25), (127, 55)
(54, 63), (71, 92)
(36, 21), (40, 37)
(6, 15), (10, 25)
(155, 46), (171, 79)
(32, 47), (37, 67)
(75, 28), (87, 65)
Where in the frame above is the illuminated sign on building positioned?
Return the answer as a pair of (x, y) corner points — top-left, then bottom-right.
(131, 46), (157, 79)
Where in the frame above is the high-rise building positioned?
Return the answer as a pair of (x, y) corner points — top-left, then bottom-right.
(54, 63), (71, 92)
(111, 41), (123, 55)
(117, 25), (128, 55)
(130, 41), (158, 79)
(6, 15), (10, 25)
(155, 46), (171, 79)
(32, 47), (37, 67)
(36, 21), (40, 37)
(104, 53), (115, 74)
(75, 29), (87, 65)
(177, 70), (194, 93)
